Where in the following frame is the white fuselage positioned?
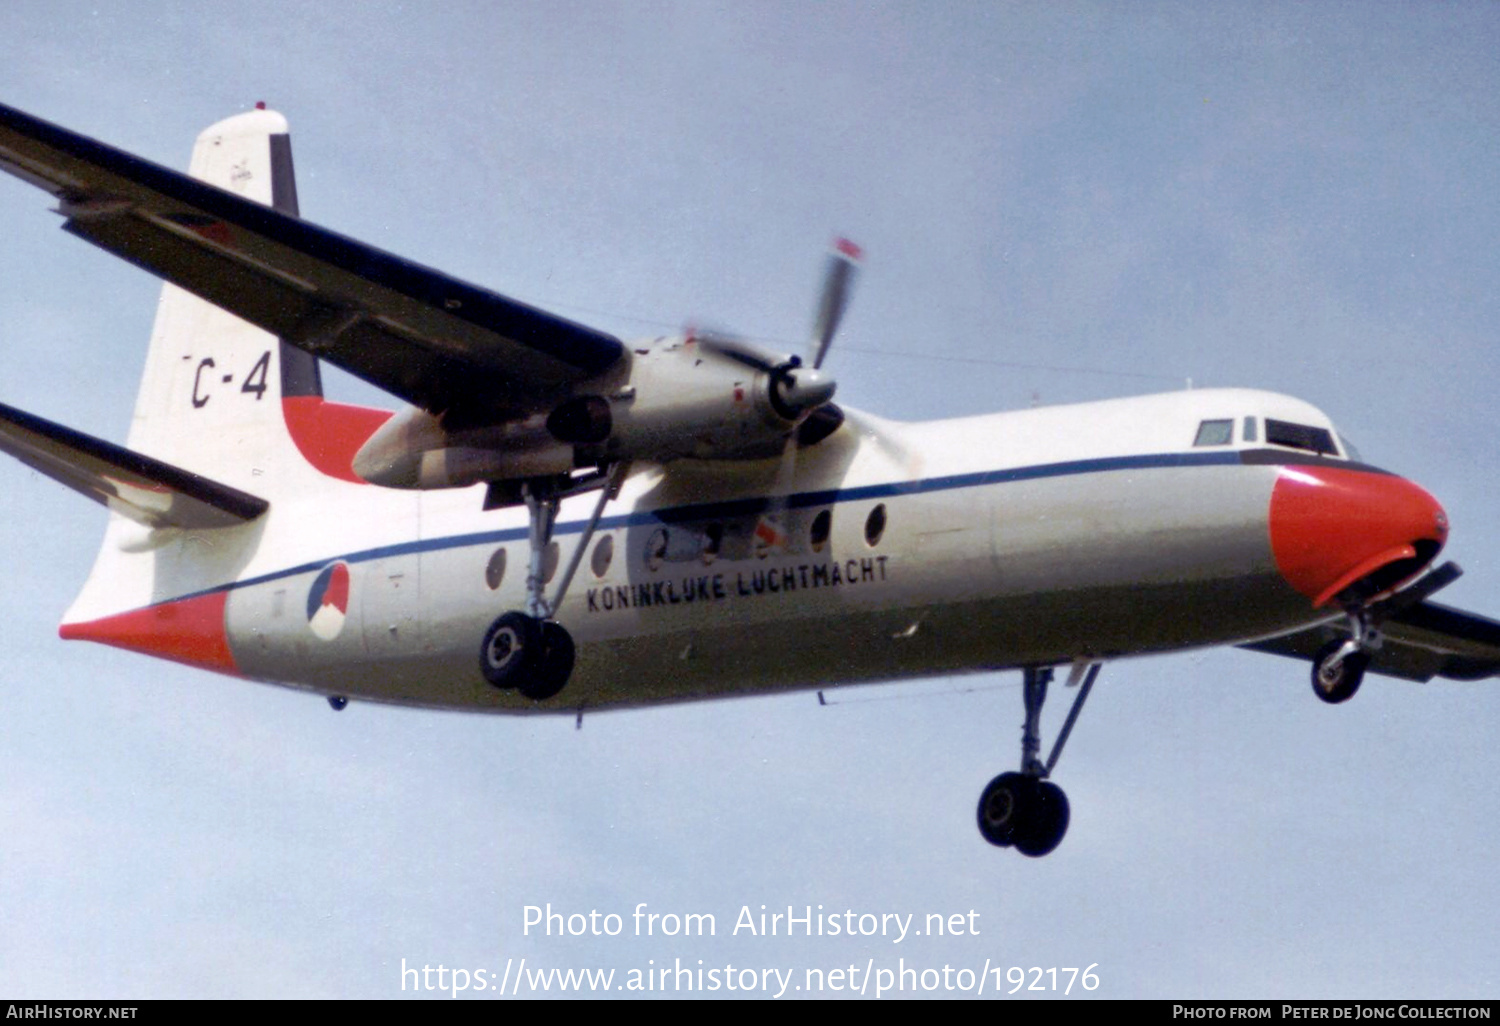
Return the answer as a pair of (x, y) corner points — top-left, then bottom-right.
(151, 386), (1342, 711)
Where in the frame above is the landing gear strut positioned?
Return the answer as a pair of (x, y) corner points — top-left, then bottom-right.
(478, 466), (622, 701)
(1311, 609), (1377, 704)
(977, 662), (1099, 857)
(1309, 561), (1462, 705)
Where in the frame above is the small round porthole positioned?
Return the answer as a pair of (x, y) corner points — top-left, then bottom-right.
(810, 509), (832, 552)
(864, 503), (887, 547)
(645, 528), (668, 572)
(485, 547), (507, 590)
(701, 523), (723, 565)
(591, 534), (614, 578)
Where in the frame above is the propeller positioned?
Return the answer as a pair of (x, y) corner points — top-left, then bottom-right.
(694, 333), (836, 422)
(752, 238), (862, 553)
(696, 238), (859, 431)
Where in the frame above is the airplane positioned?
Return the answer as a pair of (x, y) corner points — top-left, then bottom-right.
(2, 100), (1498, 859)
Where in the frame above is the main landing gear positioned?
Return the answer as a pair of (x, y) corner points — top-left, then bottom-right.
(479, 466), (623, 702)
(977, 662), (1100, 858)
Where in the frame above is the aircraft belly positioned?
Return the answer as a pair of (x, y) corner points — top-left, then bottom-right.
(226, 461), (1313, 711)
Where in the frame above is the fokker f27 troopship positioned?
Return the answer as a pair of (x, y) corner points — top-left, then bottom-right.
(1, 102), (1495, 857)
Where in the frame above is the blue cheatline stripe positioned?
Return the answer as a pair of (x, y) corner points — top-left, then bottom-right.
(118, 448), (1254, 611)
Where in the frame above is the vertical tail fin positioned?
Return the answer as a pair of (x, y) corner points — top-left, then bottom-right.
(122, 109), (389, 495)
(61, 109), (390, 653)
(126, 109), (314, 493)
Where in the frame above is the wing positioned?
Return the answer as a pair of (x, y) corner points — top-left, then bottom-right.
(0, 400), (267, 529)
(0, 102), (624, 425)
(1240, 600), (1500, 682)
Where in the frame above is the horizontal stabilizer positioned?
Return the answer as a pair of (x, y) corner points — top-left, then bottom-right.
(1240, 600), (1500, 682)
(0, 400), (268, 529)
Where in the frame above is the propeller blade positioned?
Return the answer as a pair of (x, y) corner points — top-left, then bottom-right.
(698, 330), (835, 421)
(810, 238), (862, 370)
(843, 407), (918, 473)
(694, 332), (789, 374)
(754, 435), (802, 555)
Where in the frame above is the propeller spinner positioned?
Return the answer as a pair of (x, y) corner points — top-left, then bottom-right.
(695, 237), (860, 427)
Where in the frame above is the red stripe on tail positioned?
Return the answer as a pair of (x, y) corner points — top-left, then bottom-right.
(281, 395), (392, 483)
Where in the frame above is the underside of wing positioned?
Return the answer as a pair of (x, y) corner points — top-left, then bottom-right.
(1240, 601), (1500, 682)
(0, 401), (268, 529)
(0, 102), (625, 424)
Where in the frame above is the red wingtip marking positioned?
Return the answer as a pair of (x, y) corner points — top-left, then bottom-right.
(834, 237), (863, 261)
(255, 100), (267, 110)
(60, 592), (239, 675)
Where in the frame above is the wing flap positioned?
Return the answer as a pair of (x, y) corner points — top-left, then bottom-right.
(0, 400), (268, 530)
(0, 102), (625, 421)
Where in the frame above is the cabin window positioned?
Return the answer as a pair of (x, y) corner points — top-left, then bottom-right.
(1193, 419), (1234, 447)
(645, 529), (668, 572)
(1242, 416), (1258, 443)
(701, 523), (723, 565)
(543, 541), (561, 583)
(1265, 418), (1338, 456)
(590, 534), (614, 578)
(485, 548), (507, 590)
(810, 510), (832, 553)
(865, 504), (887, 546)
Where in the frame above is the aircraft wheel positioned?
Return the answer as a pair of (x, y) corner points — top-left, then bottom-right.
(480, 612), (541, 689)
(976, 772), (1027, 848)
(1013, 780), (1070, 858)
(1311, 639), (1368, 704)
(518, 620), (575, 702)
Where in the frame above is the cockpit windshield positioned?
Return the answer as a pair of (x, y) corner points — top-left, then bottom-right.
(1192, 412), (1349, 459)
(1264, 418), (1339, 457)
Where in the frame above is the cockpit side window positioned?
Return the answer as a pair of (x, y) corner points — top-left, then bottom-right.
(1265, 418), (1338, 456)
(1193, 419), (1234, 447)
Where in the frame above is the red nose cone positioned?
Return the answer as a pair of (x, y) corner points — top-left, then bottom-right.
(1269, 465), (1448, 607)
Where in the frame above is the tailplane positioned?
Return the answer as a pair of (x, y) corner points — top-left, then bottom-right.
(0, 399), (266, 529)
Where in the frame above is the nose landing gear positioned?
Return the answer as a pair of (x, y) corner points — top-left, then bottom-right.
(977, 662), (1099, 857)
(1310, 561), (1462, 705)
(1310, 615), (1376, 704)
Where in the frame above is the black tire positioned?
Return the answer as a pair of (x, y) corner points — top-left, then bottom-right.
(480, 612), (542, 689)
(1013, 780), (1070, 858)
(518, 620), (575, 701)
(976, 772), (1027, 848)
(1311, 639), (1368, 704)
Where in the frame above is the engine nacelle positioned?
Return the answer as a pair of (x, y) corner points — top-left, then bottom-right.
(554, 336), (833, 462)
(352, 406), (574, 489)
(351, 336), (837, 490)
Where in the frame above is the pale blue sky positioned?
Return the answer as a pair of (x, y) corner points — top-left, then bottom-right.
(0, 1), (1497, 998)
